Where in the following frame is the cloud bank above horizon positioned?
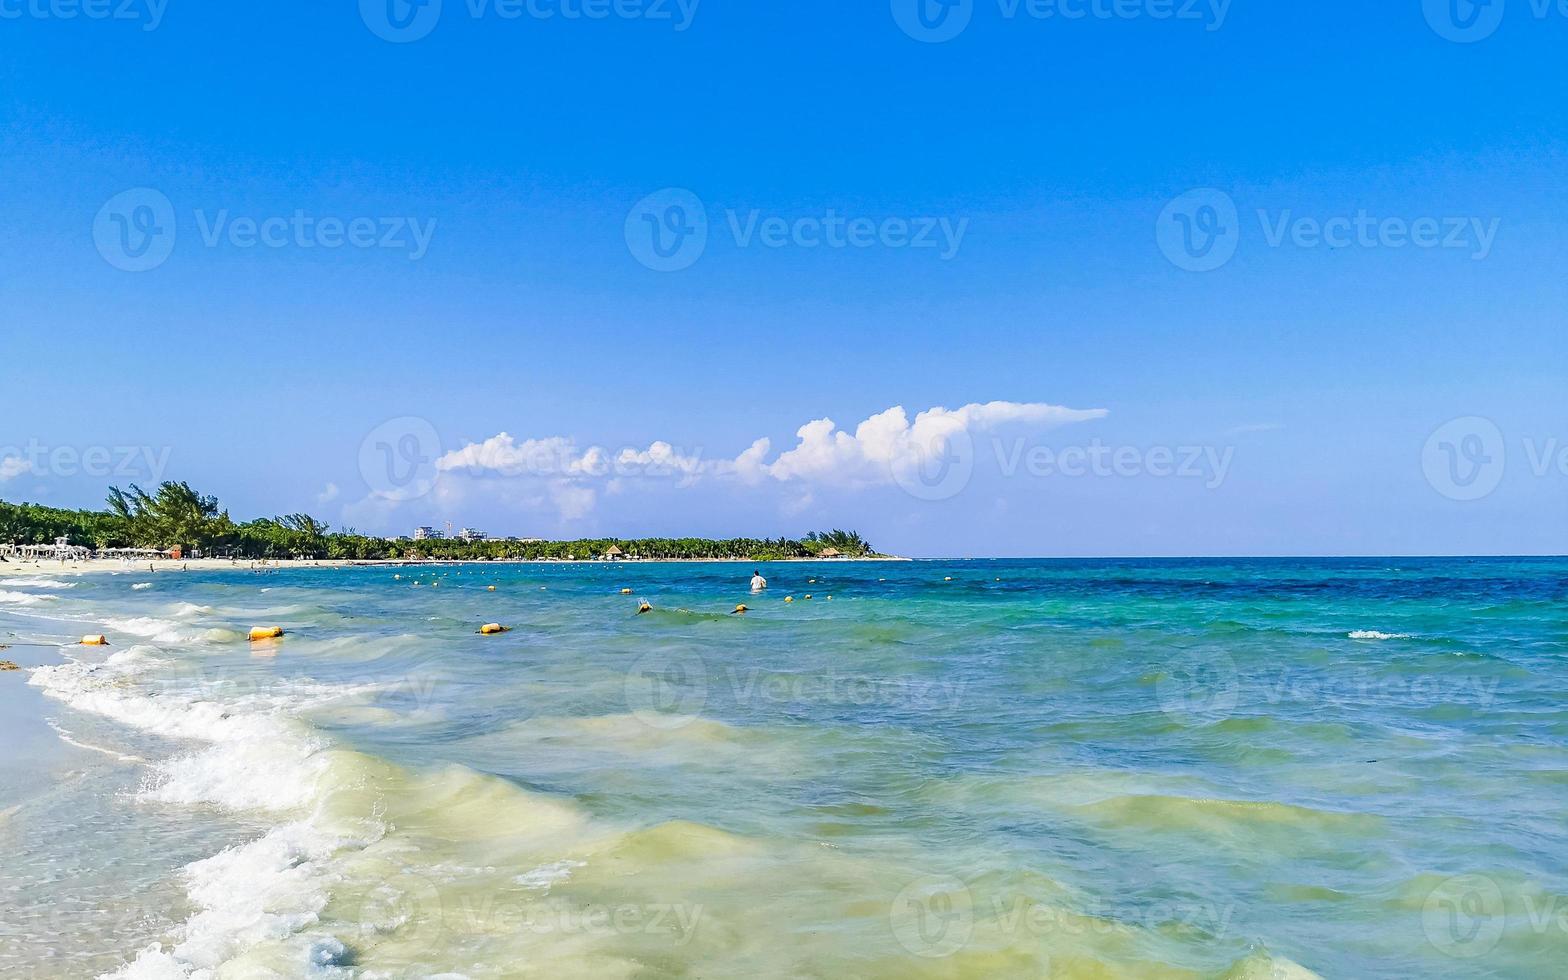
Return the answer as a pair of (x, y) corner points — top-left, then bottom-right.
(412, 400), (1108, 522)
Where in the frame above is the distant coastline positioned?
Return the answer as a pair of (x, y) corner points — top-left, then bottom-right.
(0, 481), (887, 564)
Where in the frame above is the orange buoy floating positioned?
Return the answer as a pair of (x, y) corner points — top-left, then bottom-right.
(248, 627), (284, 642)
(478, 623), (511, 635)
(80, 634), (109, 646)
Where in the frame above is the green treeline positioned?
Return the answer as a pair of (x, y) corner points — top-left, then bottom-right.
(0, 482), (879, 561)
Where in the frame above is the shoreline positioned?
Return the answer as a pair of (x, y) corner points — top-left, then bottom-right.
(0, 555), (910, 578)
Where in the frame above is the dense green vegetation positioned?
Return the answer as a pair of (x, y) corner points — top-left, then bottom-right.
(0, 483), (880, 561)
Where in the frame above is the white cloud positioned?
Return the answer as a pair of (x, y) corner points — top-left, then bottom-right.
(748, 401), (1109, 487)
(316, 482), (340, 505)
(0, 456), (34, 482)
(439, 434), (589, 478)
(548, 482), (597, 521)
(429, 399), (1107, 520)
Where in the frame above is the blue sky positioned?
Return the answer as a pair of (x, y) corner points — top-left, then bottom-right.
(1, 1), (1564, 556)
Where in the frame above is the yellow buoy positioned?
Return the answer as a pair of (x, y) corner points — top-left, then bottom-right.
(478, 623), (511, 635)
(637, 601), (653, 614)
(487, 585), (497, 592)
(248, 626), (284, 642)
(80, 634), (109, 646)
(733, 604), (749, 614)
(620, 588), (634, 595)
(784, 596), (794, 603)
(825, 595), (833, 600)
(804, 594), (812, 600)
(944, 576), (953, 582)
(394, 574), (401, 580)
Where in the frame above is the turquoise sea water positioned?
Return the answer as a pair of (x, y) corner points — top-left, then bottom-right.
(1, 558), (1565, 978)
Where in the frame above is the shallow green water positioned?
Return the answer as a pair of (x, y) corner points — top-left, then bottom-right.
(2, 558), (1564, 978)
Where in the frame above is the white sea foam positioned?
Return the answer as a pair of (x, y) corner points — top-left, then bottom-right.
(106, 819), (367, 980)
(0, 589), (51, 606)
(103, 616), (194, 643)
(46, 720), (146, 763)
(1348, 630), (1412, 640)
(131, 582), (154, 590)
(515, 858), (586, 893)
(29, 644), (374, 979)
(5, 577), (76, 588)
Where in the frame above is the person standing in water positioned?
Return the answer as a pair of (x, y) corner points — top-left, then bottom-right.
(750, 570), (767, 592)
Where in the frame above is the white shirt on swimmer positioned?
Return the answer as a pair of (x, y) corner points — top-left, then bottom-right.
(750, 574), (767, 591)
